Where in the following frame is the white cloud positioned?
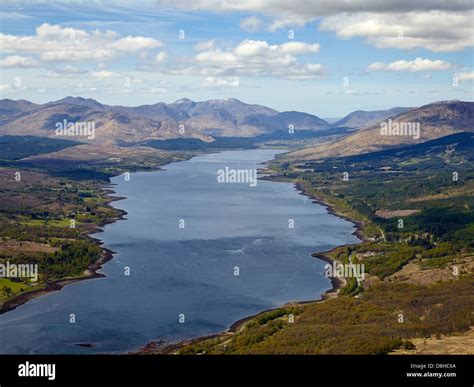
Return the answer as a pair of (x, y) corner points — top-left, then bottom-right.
(174, 39), (323, 79)
(277, 41), (320, 55)
(59, 65), (87, 74)
(231, 40), (319, 57)
(0, 84), (11, 92)
(0, 23), (162, 64)
(194, 40), (215, 51)
(268, 15), (314, 32)
(367, 58), (453, 72)
(165, 0), (470, 15)
(233, 40), (272, 57)
(455, 71), (474, 81)
(46, 65), (88, 77)
(155, 51), (167, 64)
(162, 1), (473, 52)
(144, 87), (167, 94)
(202, 76), (240, 88)
(240, 16), (264, 32)
(0, 55), (39, 68)
(90, 70), (119, 79)
(111, 36), (161, 52)
(320, 11), (473, 52)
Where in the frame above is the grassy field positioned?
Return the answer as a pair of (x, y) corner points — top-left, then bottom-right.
(0, 278), (28, 295)
(0, 164), (117, 308)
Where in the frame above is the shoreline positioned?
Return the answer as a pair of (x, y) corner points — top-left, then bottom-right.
(0, 151), (200, 315)
(1, 149), (366, 353)
(0, 149), (270, 316)
(0, 186), (128, 315)
(293, 181), (368, 243)
(136, 176), (367, 354)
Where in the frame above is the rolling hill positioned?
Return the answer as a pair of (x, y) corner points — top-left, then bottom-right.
(333, 107), (413, 129)
(286, 101), (473, 160)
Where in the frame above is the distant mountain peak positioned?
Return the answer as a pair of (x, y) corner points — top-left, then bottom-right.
(56, 96), (88, 102)
(334, 107), (413, 129)
(287, 100), (474, 161)
(207, 98), (240, 104)
(422, 99), (462, 107)
(173, 98), (194, 104)
(51, 96), (104, 109)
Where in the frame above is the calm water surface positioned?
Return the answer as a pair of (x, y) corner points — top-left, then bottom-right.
(0, 149), (359, 353)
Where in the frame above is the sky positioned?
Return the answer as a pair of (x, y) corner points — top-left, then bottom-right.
(0, 0), (473, 116)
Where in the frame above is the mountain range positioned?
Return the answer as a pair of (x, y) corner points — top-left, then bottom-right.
(0, 97), (334, 145)
(287, 100), (473, 160)
(0, 97), (418, 146)
(1, 98), (472, 161)
(332, 107), (413, 129)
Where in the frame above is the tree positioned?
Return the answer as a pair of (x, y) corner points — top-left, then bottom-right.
(2, 286), (13, 297)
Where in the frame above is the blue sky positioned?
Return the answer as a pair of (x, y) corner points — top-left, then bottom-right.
(0, 0), (472, 116)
